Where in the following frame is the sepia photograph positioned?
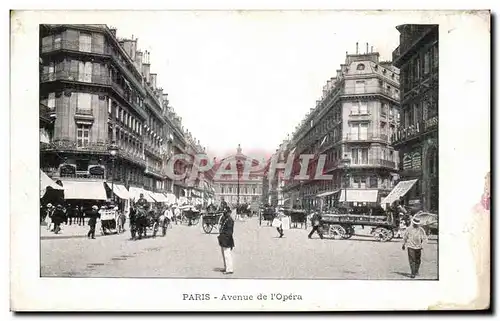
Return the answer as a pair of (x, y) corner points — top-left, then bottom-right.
(10, 8), (490, 311)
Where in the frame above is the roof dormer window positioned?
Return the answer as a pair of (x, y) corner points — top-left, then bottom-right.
(356, 63), (365, 70)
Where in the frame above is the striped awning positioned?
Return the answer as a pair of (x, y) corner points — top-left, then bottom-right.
(129, 187), (155, 202)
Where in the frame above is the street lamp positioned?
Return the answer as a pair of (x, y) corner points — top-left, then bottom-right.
(108, 142), (119, 203)
(236, 160), (243, 212)
(341, 155), (351, 208)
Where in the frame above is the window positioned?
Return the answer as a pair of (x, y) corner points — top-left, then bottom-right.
(352, 148), (369, 165)
(77, 124), (91, 147)
(359, 123), (368, 140)
(253, 188), (256, 194)
(356, 63), (365, 70)
(432, 44), (439, 68)
(77, 93), (92, 111)
(79, 33), (92, 52)
(424, 51), (431, 74)
(47, 92), (55, 110)
(108, 99), (111, 114)
(355, 81), (366, 94)
(54, 34), (62, 49)
(359, 102), (368, 114)
(351, 103), (359, 115)
(120, 109), (124, 122)
(369, 177), (378, 188)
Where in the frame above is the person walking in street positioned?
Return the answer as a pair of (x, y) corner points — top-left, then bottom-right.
(308, 211), (324, 239)
(402, 217), (428, 278)
(52, 204), (65, 234)
(272, 208), (290, 238)
(87, 205), (100, 239)
(218, 207), (235, 275)
(45, 203), (54, 230)
(75, 205), (83, 226)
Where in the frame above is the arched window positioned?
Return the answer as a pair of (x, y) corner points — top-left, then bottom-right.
(356, 63), (365, 70)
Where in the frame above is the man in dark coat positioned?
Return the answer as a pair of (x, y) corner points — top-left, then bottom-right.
(218, 207), (235, 275)
(52, 204), (66, 234)
(87, 205), (100, 239)
(308, 211), (324, 239)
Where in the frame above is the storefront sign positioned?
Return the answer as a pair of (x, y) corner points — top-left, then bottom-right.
(59, 164), (76, 176)
(88, 165), (105, 176)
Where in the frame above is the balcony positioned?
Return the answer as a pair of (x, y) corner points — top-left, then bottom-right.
(343, 133), (391, 143)
(41, 40), (109, 55)
(75, 108), (93, 116)
(41, 71), (111, 86)
(349, 159), (397, 170)
(342, 85), (400, 102)
(145, 165), (164, 178)
(40, 141), (146, 167)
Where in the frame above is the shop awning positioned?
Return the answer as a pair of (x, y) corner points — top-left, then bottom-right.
(105, 182), (130, 200)
(164, 193), (177, 204)
(339, 189), (379, 203)
(61, 180), (107, 200)
(381, 179), (418, 205)
(40, 170), (63, 198)
(129, 187), (155, 202)
(152, 192), (169, 203)
(316, 190), (340, 198)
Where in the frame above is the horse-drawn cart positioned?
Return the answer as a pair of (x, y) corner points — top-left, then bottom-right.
(259, 207), (276, 226)
(99, 208), (118, 235)
(284, 209), (308, 229)
(180, 205), (202, 226)
(321, 213), (397, 242)
(202, 211), (224, 234)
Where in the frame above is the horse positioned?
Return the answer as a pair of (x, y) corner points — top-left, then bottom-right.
(133, 206), (149, 240)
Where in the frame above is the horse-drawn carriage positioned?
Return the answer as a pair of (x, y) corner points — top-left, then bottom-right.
(99, 208), (119, 235)
(179, 205), (202, 226)
(202, 210), (224, 234)
(259, 206), (276, 226)
(131, 206), (169, 239)
(284, 208), (308, 229)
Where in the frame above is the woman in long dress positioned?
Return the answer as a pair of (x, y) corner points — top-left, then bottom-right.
(272, 208), (290, 238)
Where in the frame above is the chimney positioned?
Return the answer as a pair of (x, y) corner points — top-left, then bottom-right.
(150, 73), (157, 89)
(366, 42), (369, 54)
(356, 42), (359, 54)
(135, 51), (143, 72)
(109, 28), (117, 37)
(142, 60), (151, 83)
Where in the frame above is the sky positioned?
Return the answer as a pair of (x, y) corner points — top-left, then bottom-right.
(104, 11), (408, 159)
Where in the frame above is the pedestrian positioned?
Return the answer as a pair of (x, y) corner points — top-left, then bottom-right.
(218, 207), (235, 275)
(272, 208), (289, 238)
(52, 204), (65, 234)
(75, 205), (83, 226)
(308, 211), (324, 239)
(45, 203), (53, 230)
(402, 217), (428, 278)
(87, 205), (100, 239)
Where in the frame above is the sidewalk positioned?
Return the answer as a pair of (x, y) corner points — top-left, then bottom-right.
(40, 222), (92, 239)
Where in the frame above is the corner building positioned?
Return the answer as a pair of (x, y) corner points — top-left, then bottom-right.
(283, 48), (401, 209)
(391, 24), (438, 212)
(39, 24), (211, 205)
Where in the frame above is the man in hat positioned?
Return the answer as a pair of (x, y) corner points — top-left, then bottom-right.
(402, 217), (428, 278)
(308, 211), (324, 239)
(218, 207), (235, 275)
(87, 205), (100, 239)
(52, 204), (66, 234)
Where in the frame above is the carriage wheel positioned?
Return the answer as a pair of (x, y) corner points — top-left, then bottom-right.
(203, 223), (213, 234)
(341, 225), (354, 239)
(192, 217), (200, 226)
(327, 224), (346, 240)
(372, 227), (394, 242)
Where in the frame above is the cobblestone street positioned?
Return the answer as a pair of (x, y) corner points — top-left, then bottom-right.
(41, 217), (438, 279)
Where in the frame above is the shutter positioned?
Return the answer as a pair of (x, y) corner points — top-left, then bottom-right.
(78, 62), (85, 82)
(84, 62), (92, 82)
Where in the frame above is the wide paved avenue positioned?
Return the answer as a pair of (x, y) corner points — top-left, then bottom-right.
(41, 217), (438, 279)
